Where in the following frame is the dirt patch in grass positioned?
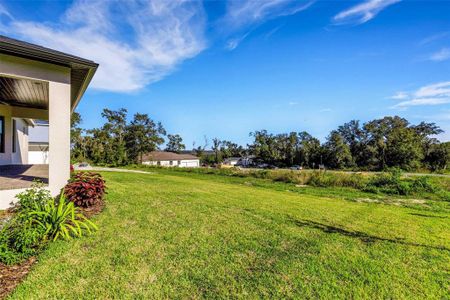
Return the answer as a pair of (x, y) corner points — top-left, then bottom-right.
(0, 257), (36, 299)
(355, 197), (429, 207)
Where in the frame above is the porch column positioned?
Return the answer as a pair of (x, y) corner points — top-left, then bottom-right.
(48, 81), (71, 195)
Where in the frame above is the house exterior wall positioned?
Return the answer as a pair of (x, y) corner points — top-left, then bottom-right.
(0, 105), (12, 165)
(11, 118), (29, 164)
(143, 159), (200, 168)
(29, 150), (49, 164)
(0, 54), (71, 208)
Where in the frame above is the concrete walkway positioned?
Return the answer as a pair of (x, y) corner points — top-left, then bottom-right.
(75, 166), (153, 174)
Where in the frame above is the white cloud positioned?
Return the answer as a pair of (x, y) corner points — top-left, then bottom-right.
(225, 32), (251, 51)
(288, 101), (298, 106)
(333, 0), (401, 25)
(429, 48), (450, 62)
(222, 0), (314, 50)
(391, 81), (450, 108)
(390, 91), (408, 100)
(419, 32), (450, 46)
(320, 108), (332, 112)
(224, 0), (314, 29)
(0, 0), (206, 92)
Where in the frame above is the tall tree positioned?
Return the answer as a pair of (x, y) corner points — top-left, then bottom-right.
(101, 108), (128, 165)
(363, 116), (409, 170)
(70, 112), (84, 161)
(323, 131), (353, 169)
(165, 134), (186, 153)
(212, 138), (222, 164)
(126, 113), (166, 163)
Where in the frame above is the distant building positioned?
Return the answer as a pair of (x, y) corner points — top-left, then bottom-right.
(222, 157), (241, 166)
(28, 120), (49, 164)
(142, 151), (200, 168)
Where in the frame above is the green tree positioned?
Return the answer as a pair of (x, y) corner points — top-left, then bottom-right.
(165, 134), (185, 153)
(101, 108), (128, 165)
(297, 131), (321, 168)
(363, 116), (409, 170)
(324, 131), (353, 169)
(385, 126), (423, 170)
(70, 112), (84, 161)
(126, 113), (166, 163)
(424, 142), (449, 171)
(212, 138), (223, 164)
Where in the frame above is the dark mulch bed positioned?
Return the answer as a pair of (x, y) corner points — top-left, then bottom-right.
(0, 201), (104, 299)
(0, 257), (36, 299)
(78, 200), (105, 218)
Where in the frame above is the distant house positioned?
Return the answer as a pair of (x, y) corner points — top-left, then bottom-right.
(222, 157), (241, 166)
(28, 120), (49, 164)
(142, 151), (200, 168)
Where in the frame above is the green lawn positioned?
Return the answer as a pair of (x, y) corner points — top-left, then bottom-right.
(10, 170), (450, 299)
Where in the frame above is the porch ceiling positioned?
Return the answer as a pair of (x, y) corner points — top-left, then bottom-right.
(0, 76), (49, 109)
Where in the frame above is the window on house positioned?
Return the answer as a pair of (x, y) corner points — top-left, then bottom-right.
(169, 160), (173, 166)
(0, 116), (4, 153)
(12, 119), (16, 153)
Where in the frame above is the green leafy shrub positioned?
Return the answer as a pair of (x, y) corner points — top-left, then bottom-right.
(14, 182), (53, 212)
(64, 172), (106, 207)
(25, 194), (98, 241)
(0, 188), (99, 265)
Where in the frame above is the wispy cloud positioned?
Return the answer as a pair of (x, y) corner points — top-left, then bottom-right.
(419, 32), (450, 46)
(389, 91), (408, 100)
(222, 0), (314, 50)
(225, 32), (251, 51)
(288, 101), (298, 106)
(224, 0), (314, 30)
(429, 48), (450, 62)
(0, 0), (206, 92)
(391, 81), (450, 108)
(320, 108), (332, 112)
(333, 0), (401, 25)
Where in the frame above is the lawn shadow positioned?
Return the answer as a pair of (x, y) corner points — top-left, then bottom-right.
(408, 213), (448, 219)
(289, 217), (449, 252)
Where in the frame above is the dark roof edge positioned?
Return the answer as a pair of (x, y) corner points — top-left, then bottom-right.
(0, 35), (98, 67)
(72, 66), (96, 112)
(0, 35), (98, 111)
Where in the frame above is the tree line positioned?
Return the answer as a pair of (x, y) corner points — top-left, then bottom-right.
(72, 109), (449, 171)
(71, 108), (176, 166)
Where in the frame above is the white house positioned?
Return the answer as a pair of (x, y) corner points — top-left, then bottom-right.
(28, 120), (49, 164)
(222, 157), (241, 167)
(142, 151), (200, 168)
(0, 35), (98, 209)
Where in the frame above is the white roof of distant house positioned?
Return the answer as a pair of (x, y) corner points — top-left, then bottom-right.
(142, 151), (198, 161)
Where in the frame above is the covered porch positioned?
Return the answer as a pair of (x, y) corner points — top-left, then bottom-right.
(0, 164), (48, 191)
(0, 35), (97, 209)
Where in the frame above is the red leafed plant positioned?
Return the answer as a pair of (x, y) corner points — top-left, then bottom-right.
(64, 172), (106, 207)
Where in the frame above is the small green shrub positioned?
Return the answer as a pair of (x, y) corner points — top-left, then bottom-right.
(14, 182), (53, 212)
(25, 194), (98, 241)
(0, 188), (99, 265)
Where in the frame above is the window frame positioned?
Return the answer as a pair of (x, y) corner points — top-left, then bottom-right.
(0, 116), (4, 153)
(12, 119), (16, 153)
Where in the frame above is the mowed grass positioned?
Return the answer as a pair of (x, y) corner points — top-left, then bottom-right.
(10, 171), (450, 299)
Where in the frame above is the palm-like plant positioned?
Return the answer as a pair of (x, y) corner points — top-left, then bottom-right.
(25, 194), (97, 241)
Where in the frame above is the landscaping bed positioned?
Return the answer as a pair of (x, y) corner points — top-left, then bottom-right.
(0, 172), (106, 299)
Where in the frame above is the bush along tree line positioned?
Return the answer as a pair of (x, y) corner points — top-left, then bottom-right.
(0, 172), (106, 265)
(72, 110), (449, 172)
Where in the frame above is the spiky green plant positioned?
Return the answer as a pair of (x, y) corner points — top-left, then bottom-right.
(25, 194), (97, 241)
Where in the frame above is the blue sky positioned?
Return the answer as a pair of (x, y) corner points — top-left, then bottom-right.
(1, 0), (449, 147)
